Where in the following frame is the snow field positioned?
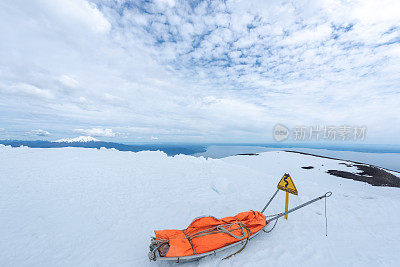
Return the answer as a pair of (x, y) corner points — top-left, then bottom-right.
(0, 145), (399, 266)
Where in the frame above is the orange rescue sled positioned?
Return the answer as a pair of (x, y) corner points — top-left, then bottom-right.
(148, 191), (331, 262)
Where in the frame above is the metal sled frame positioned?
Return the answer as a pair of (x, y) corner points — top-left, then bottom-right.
(150, 191), (332, 262)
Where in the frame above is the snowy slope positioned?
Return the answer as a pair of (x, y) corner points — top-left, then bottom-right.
(282, 148), (400, 172)
(0, 145), (399, 266)
(196, 145), (400, 172)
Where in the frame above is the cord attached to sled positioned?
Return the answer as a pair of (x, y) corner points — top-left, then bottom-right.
(221, 223), (251, 260)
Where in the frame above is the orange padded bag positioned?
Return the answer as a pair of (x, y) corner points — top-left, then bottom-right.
(155, 210), (266, 257)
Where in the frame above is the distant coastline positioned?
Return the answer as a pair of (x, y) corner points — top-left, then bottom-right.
(0, 139), (206, 156)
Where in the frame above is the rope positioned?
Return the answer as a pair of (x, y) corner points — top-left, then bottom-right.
(186, 223), (246, 239)
(185, 216), (279, 260)
(262, 217), (279, 233)
(216, 224), (246, 239)
(222, 222), (251, 260)
(182, 230), (197, 255)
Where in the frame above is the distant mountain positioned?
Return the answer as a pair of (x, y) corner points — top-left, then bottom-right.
(0, 139), (206, 156)
(54, 136), (100, 143)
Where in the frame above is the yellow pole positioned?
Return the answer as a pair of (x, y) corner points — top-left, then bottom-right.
(285, 191), (289, 220)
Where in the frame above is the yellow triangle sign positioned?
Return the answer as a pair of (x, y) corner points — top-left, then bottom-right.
(277, 173), (298, 195)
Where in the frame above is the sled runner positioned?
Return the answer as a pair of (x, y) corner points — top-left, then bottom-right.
(148, 191), (332, 262)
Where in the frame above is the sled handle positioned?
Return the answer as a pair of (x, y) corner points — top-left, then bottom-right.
(266, 191), (332, 223)
(261, 189), (279, 213)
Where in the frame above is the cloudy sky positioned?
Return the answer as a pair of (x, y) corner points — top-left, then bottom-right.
(0, 0), (399, 143)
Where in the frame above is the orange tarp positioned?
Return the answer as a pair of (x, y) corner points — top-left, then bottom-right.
(155, 210), (267, 257)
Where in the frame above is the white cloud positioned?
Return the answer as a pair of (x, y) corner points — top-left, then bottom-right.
(59, 75), (79, 88)
(78, 96), (87, 103)
(0, 83), (54, 99)
(155, 0), (176, 8)
(103, 93), (125, 105)
(26, 129), (51, 136)
(39, 0), (111, 34)
(74, 128), (116, 137)
(283, 24), (332, 45)
(352, 0), (400, 25)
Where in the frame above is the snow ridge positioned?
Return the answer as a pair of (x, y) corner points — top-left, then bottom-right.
(54, 136), (100, 143)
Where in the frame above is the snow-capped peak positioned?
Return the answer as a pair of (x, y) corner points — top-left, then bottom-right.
(54, 136), (100, 143)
